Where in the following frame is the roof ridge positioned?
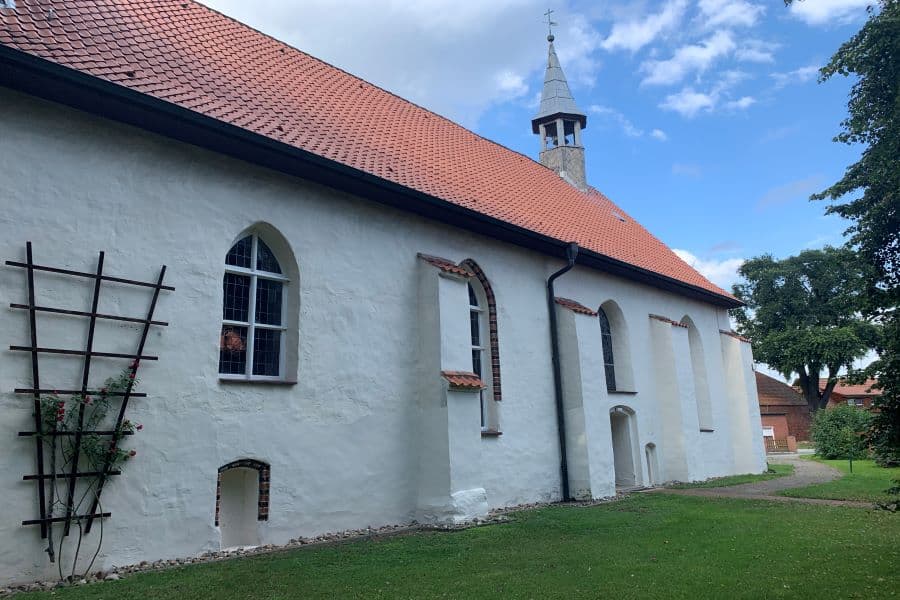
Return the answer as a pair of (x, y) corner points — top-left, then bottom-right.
(1, 0), (736, 305)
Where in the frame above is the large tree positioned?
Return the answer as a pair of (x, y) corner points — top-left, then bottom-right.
(788, 0), (899, 464)
(732, 247), (877, 412)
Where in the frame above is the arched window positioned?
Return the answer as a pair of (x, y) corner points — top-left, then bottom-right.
(219, 233), (289, 379)
(460, 259), (501, 432)
(681, 316), (713, 430)
(598, 301), (635, 393)
(598, 307), (617, 392)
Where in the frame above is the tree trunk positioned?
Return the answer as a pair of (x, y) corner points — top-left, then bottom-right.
(797, 368), (819, 414)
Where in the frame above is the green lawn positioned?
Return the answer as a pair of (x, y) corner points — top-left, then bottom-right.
(668, 463), (794, 489)
(780, 458), (900, 503)
(19, 494), (899, 600)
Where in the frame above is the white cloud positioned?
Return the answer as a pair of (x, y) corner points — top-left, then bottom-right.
(660, 88), (716, 117)
(659, 70), (750, 117)
(640, 30), (736, 86)
(735, 39), (779, 63)
(601, 0), (688, 52)
(771, 64), (820, 88)
(494, 70), (528, 99)
(789, 0), (872, 26)
(698, 0), (765, 28)
(674, 249), (745, 290)
(197, 0), (594, 128)
(589, 104), (641, 137)
(725, 95), (756, 110)
(588, 105), (670, 141)
(555, 14), (605, 88)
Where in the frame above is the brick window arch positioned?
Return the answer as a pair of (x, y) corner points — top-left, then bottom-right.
(215, 459), (270, 525)
(459, 260), (502, 433)
(459, 259), (501, 404)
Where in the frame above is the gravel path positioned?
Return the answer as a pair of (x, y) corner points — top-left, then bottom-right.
(657, 455), (873, 508)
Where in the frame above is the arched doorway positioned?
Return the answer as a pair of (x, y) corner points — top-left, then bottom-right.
(610, 406), (639, 488)
(216, 459), (269, 548)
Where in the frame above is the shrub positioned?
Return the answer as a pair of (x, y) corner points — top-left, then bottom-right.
(811, 404), (873, 460)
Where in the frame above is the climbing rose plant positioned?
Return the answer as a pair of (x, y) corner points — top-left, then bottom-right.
(37, 366), (142, 582)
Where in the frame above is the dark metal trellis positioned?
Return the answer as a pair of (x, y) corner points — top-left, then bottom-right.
(7, 242), (173, 538)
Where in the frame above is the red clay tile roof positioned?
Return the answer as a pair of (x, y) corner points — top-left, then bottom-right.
(0, 1), (731, 302)
(819, 378), (881, 397)
(554, 297), (598, 316)
(441, 371), (485, 391)
(417, 253), (471, 277)
(756, 372), (807, 407)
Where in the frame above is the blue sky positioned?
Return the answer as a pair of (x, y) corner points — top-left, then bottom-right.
(202, 0), (871, 293)
(477, 2), (867, 292)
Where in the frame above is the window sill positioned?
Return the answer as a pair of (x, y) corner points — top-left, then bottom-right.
(481, 429), (503, 438)
(218, 377), (297, 386)
(608, 389), (637, 395)
(700, 428), (715, 433)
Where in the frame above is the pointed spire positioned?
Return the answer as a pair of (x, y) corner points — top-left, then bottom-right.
(531, 39), (586, 134)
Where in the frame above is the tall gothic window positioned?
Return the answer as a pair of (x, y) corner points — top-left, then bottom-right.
(461, 259), (502, 432)
(598, 307), (617, 392)
(219, 234), (288, 379)
(469, 282), (490, 428)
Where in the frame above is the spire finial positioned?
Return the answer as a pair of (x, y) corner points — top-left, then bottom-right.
(544, 8), (556, 42)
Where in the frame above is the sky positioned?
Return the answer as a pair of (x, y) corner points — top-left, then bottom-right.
(199, 0), (874, 379)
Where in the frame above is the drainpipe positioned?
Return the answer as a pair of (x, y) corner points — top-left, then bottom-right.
(547, 241), (579, 502)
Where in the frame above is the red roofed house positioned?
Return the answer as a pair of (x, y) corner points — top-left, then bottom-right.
(0, 0), (765, 584)
(824, 378), (881, 409)
(755, 372), (810, 452)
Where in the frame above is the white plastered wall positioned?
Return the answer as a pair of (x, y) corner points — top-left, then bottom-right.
(0, 87), (763, 583)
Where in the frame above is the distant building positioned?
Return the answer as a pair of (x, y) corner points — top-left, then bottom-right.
(824, 378), (881, 409)
(756, 372), (810, 450)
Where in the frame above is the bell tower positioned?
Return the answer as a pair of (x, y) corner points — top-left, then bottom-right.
(531, 23), (588, 190)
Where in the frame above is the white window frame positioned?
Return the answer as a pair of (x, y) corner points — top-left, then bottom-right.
(220, 234), (289, 382)
(469, 281), (493, 431)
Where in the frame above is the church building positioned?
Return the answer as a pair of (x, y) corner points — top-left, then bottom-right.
(0, 0), (765, 584)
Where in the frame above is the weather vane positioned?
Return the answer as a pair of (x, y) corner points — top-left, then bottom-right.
(544, 8), (557, 42)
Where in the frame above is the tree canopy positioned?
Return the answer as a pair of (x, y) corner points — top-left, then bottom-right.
(732, 247), (877, 411)
(788, 0), (899, 465)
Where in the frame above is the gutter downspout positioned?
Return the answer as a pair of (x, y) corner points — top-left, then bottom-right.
(547, 242), (579, 502)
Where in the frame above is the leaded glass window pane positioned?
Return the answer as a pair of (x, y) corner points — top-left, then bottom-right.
(598, 308), (616, 392)
(219, 325), (247, 374)
(220, 232), (290, 378)
(252, 329), (281, 376)
(468, 283), (478, 307)
(470, 311), (480, 346)
(256, 239), (282, 274)
(255, 278), (283, 326)
(226, 236), (253, 268)
(223, 273), (251, 322)
(472, 348), (482, 377)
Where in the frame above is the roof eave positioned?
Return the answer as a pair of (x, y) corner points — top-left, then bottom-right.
(531, 112), (588, 134)
(0, 45), (741, 310)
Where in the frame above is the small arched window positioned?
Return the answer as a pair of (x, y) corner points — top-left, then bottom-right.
(598, 307), (617, 392)
(219, 233), (289, 379)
